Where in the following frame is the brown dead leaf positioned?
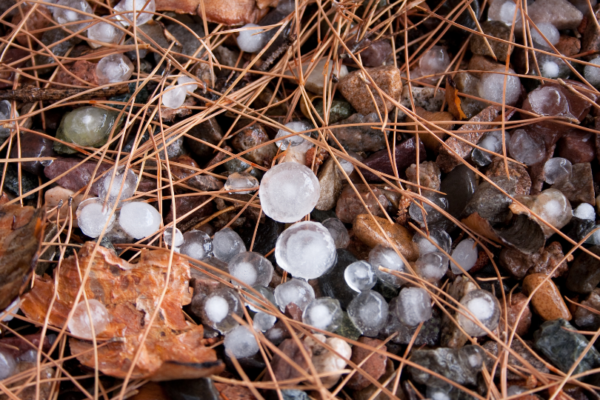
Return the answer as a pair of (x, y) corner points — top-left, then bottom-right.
(155, 0), (264, 25)
(445, 76), (467, 120)
(21, 242), (223, 380)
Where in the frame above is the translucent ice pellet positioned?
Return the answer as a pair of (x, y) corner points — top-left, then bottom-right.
(67, 299), (110, 339)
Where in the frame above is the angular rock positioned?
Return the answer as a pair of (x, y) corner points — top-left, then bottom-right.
(165, 195), (214, 232)
(405, 161), (441, 192)
(54, 60), (99, 87)
(523, 273), (572, 321)
(583, 5), (600, 56)
(556, 131), (595, 164)
(556, 35), (581, 57)
(482, 340), (548, 380)
(353, 214), (419, 261)
(517, 0), (583, 30)
(346, 337), (387, 391)
(399, 86), (446, 114)
(406, 108), (454, 151)
(330, 113), (388, 152)
(552, 163), (596, 205)
(314, 99), (353, 124)
(574, 288), (600, 330)
(486, 157), (531, 196)
(500, 241), (570, 279)
(264, 338), (312, 382)
(462, 175), (518, 225)
(506, 292), (532, 336)
(155, 0), (264, 25)
(9, 131), (56, 176)
(44, 158), (112, 196)
(566, 246), (600, 294)
(231, 124), (277, 167)
(359, 137), (426, 182)
(170, 155), (224, 192)
(335, 184), (391, 224)
(185, 118), (224, 159)
(470, 21), (514, 62)
(338, 66), (403, 115)
(315, 157), (342, 211)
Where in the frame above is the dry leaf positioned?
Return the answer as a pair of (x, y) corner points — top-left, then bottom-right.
(155, 0), (265, 25)
(445, 76), (467, 120)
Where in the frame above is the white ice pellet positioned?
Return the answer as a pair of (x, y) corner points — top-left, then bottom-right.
(508, 129), (546, 166)
(531, 22), (560, 48)
(224, 325), (259, 359)
(177, 75), (198, 93)
(205, 296), (229, 323)
(344, 260), (377, 292)
(76, 198), (115, 238)
(96, 54), (134, 85)
(99, 167), (137, 205)
(337, 157), (355, 175)
(275, 221), (336, 279)
(542, 61), (560, 79)
(253, 312), (276, 332)
(179, 230), (212, 261)
(202, 288), (241, 333)
(457, 289), (501, 336)
(302, 298), (343, 332)
(0, 350), (17, 380)
(368, 245), (406, 287)
(0, 297), (20, 322)
(412, 228), (452, 255)
(528, 86), (572, 117)
(322, 217), (350, 248)
(574, 203), (596, 221)
(584, 57), (600, 88)
(259, 163), (320, 223)
(347, 290), (388, 336)
(543, 157), (572, 184)
(87, 21), (124, 48)
(162, 85), (187, 109)
(224, 172), (259, 194)
(488, 0), (520, 25)
(418, 46), (451, 79)
(163, 227), (183, 249)
(228, 252), (274, 287)
(118, 202), (161, 239)
(450, 239), (478, 274)
(213, 227), (246, 262)
(273, 278), (315, 312)
(236, 24), (267, 53)
(114, 0), (155, 26)
(394, 287), (433, 327)
(477, 68), (521, 106)
(52, 0), (93, 31)
(415, 252), (448, 282)
(67, 299), (110, 339)
(275, 121), (313, 150)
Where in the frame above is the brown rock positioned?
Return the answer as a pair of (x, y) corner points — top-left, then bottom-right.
(486, 157), (532, 195)
(522, 273), (572, 321)
(359, 137), (426, 182)
(185, 118), (224, 159)
(264, 338), (312, 382)
(54, 60), (99, 87)
(315, 157), (342, 211)
(330, 113), (389, 152)
(347, 337), (388, 391)
(335, 184), (391, 224)
(338, 65), (403, 115)
(169, 155), (224, 192)
(155, 0), (264, 25)
(436, 106), (502, 173)
(11, 5), (53, 46)
(507, 293), (532, 336)
(467, 55), (505, 78)
(405, 107), (454, 151)
(469, 21), (514, 62)
(556, 131), (595, 164)
(552, 163), (596, 205)
(231, 124), (277, 167)
(582, 5), (600, 57)
(10, 131), (56, 176)
(353, 214), (419, 261)
(499, 241), (571, 279)
(285, 303), (303, 322)
(44, 157), (112, 195)
(214, 383), (257, 400)
(574, 288), (600, 330)
(405, 161), (441, 192)
(206, 145), (232, 169)
(0, 49), (28, 89)
(556, 35), (581, 57)
(165, 195), (214, 231)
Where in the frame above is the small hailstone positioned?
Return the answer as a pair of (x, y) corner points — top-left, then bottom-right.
(574, 203), (596, 221)
(0, 100), (17, 138)
(275, 221), (336, 279)
(243, 285), (277, 312)
(394, 287), (433, 327)
(224, 325), (259, 359)
(428, 387), (451, 400)
(347, 290), (388, 336)
(213, 227), (246, 262)
(76, 198), (115, 238)
(253, 312), (276, 332)
(368, 245), (406, 287)
(418, 46), (451, 79)
(259, 163), (320, 223)
(52, 0), (93, 31)
(542, 60), (560, 79)
(409, 191), (449, 226)
(163, 227), (183, 249)
(0, 350), (17, 380)
(180, 230), (212, 261)
(228, 252), (274, 287)
(585, 57), (600, 88)
(543, 157), (572, 184)
(162, 85), (187, 109)
(322, 218), (350, 248)
(527, 86), (572, 118)
(302, 298), (343, 332)
(531, 22), (560, 48)
(114, 0), (155, 26)
(98, 167), (137, 205)
(87, 21), (124, 48)
(224, 172), (259, 194)
(236, 24), (267, 53)
(0, 297), (20, 322)
(472, 130), (507, 167)
(177, 75), (198, 93)
(412, 228), (452, 255)
(415, 252), (448, 282)
(488, 0), (520, 25)
(118, 202), (161, 239)
(457, 289), (501, 336)
(273, 278), (315, 312)
(201, 287), (242, 333)
(450, 239), (478, 274)
(337, 157), (354, 175)
(508, 129), (546, 166)
(18, 350), (38, 363)
(67, 299), (110, 339)
(477, 68), (521, 106)
(281, 139), (315, 164)
(344, 260), (377, 292)
(275, 121), (313, 150)
(587, 225), (600, 245)
(96, 54), (134, 85)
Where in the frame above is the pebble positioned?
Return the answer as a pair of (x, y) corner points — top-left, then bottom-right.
(265, 338), (312, 382)
(337, 65), (402, 115)
(347, 290), (389, 336)
(315, 157), (342, 211)
(574, 288), (600, 330)
(523, 273), (572, 321)
(566, 246), (600, 293)
(556, 131), (595, 164)
(353, 215), (419, 261)
(335, 184), (391, 224)
(482, 339), (548, 380)
(517, 0), (583, 30)
(306, 335), (351, 388)
(10, 131), (56, 176)
(114, 0), (155, 26)
(552, 162), (596, 205)
(54, 107), (119, 154)
(360, 136), (426, 181)
(231, 124), (276, 167)
(303, 58), (349, 94)
(405, 161), (441, 192)
(506, 292), (532, 336)
(330, 113), (388, 152)
(469, 21), (514, 61)
(408, 191), (449, 226)
(499, 241), (569, 278)
(439, 164), (477, 219)
(346, 337), (388, 391)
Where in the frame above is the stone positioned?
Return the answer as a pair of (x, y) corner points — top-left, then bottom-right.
(165, 195), (214, 232)
(305, 335), (351, 388)
(510, 188), (573, 238)
(436, 106), (501, 173)
(11, 4), (53, 46)
(318, 249), (360, 309)
(170, 155), (224, 192)
(165, 19), (205, 58)
(343, 36), (394, 67)
(163, 379), (220, 400)
(313, 99), (353, 124)
(405, 161), (441, 192)
(9, 131), (56, 176)
(440, 164), (477, 219)
(299, 58), (349, 94)
(231, 124), (277, 167)
(552, 163), (596, 205)
(346, 337), (388, 391)
(359, 137), (426, 182)
(523, 273), (572, 321)
(470, 21), (514, 62)
(335, 184), (391, 224)
(556, 35), (581, 57)
(574, 288), (600, 330)
(582, 5), (600, 56)
(353, 214), (419, 261)
(315, 158), (342, 211)
(405, 108), (454, 151)
(337, 65), (403, 115)
(482, 340), (548, 381)
(462, 175), (517, 225)
(556, 131), (595, 164)
(330, 113), (388, 152)
(566, 246), (600, 294)
(44, 158), (111, 196)
(499, 241), (570, 279)
(399, 86), (445, 115)
(517, 0), (583, 30)
(486, 158), (531, 196)
(506, 293), (532, 336)
(54, 107), (119, 154)
(264, 338), (312, 382)
(534, 319), (600, 374)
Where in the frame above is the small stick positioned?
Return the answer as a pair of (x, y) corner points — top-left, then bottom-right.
(0, 86), (129, 102)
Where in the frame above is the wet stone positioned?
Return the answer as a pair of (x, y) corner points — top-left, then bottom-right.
(185, 118), (223, 159)
(170, 155), (224, 192)
(335, 184), (391, 224)
(566, 246), (600, 294)
(499, 241), (569, 279)
(231, 124), (277, 167)
(552, 163), (596, 205)
(523, 273), (572, 321)
(517, 0), (583, 30)
(315, 157), (342, 211)
(405, 161), (441, 192)
(534, 319), (600, 375)
(353, 215), (419, 261)
(462, 175), (517, 225)
(556, 131), (595, 164)
(165, 195), (214, 231)
(469, 21), (514, 62)
(482, 340), (548, 381)
(338, 65), (403, 115)
(440, 165), (477, 220)
(334, 311), (362, 341)
(506, 292), (532, 336)
(359, 137), (426, 182)
(486, 157), (531, 196)
(9, 131), (56, 176)
(3, 164), (38, 201)
(314, 99), (353, 124)
(346, 337), (388, 391)
(574, 288), (600, 330)
(330, 113), (388, 152)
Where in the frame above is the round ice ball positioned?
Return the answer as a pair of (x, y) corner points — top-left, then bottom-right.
(180, 230), (213, 261)
(259, 163), (320, 223)
(67, 299), (110, 339)
(273, 278), (315, 312)
(96, 54), (134, 85)
(201, 287), (242, 333)
(302, 297), (343, 332)
(344, 260), (377, 292)
(584, 57), (600, 88)
(224, 325), (259, 359)
(118, 202), (161, 239)
(228, 252), (274, 287)
(76, 198), (115, 238)
(477, 68), (521, 106)
(213, 227), (246, 262)
(457, 289), (501, 336)
(275, 221), (336, 280)
(0, 350), (17, 380)
(236, 24), (266, 53)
